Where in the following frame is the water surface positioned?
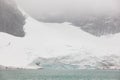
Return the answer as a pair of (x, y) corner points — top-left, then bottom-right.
(0, 69), (120, 80)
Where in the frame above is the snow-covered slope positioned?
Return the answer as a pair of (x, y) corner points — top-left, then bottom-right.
(0, 0), (120, 69)
(16, 0), (120, 36)
(0, 16), (120, 69)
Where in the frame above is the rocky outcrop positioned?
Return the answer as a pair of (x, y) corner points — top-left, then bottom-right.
(0, 0), (25, 37)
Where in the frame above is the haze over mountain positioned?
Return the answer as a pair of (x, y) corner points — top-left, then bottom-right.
(16, 0), (120, 36)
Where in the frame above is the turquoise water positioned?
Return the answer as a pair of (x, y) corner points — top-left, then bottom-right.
(0, 69), (120, 80)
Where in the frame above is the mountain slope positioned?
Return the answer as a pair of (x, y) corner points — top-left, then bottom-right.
(0, 0), (120, 69)
(16, 0), (120, 36)
(37, 15), (120, 36)
(0, 16), (120, 69)
(0, 0), (25, 37)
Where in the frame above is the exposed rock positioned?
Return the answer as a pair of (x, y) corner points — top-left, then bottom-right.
(0, 0), (25, 37)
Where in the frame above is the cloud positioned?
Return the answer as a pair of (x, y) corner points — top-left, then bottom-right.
(16, 0), (120, 16)
(15, 0), (120, 36)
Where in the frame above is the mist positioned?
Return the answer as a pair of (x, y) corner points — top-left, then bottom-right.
(15, 0), (120, 36)
(16, 0), (120, 18)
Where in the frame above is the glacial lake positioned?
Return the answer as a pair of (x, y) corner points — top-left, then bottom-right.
(0, 69), (120, 80)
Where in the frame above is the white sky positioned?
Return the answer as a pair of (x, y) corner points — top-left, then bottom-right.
(15, 0), (120, 18)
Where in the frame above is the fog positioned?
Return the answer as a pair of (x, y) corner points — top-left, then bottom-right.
(16, 0), (120, 18)
(15, 0), (120, 36)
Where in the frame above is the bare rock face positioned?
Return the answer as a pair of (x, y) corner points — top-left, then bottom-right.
(0, 0), (25, 37)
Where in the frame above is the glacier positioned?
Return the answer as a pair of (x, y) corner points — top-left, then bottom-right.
(0, 16), (120, 69)
(0, 0), (120, 69)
